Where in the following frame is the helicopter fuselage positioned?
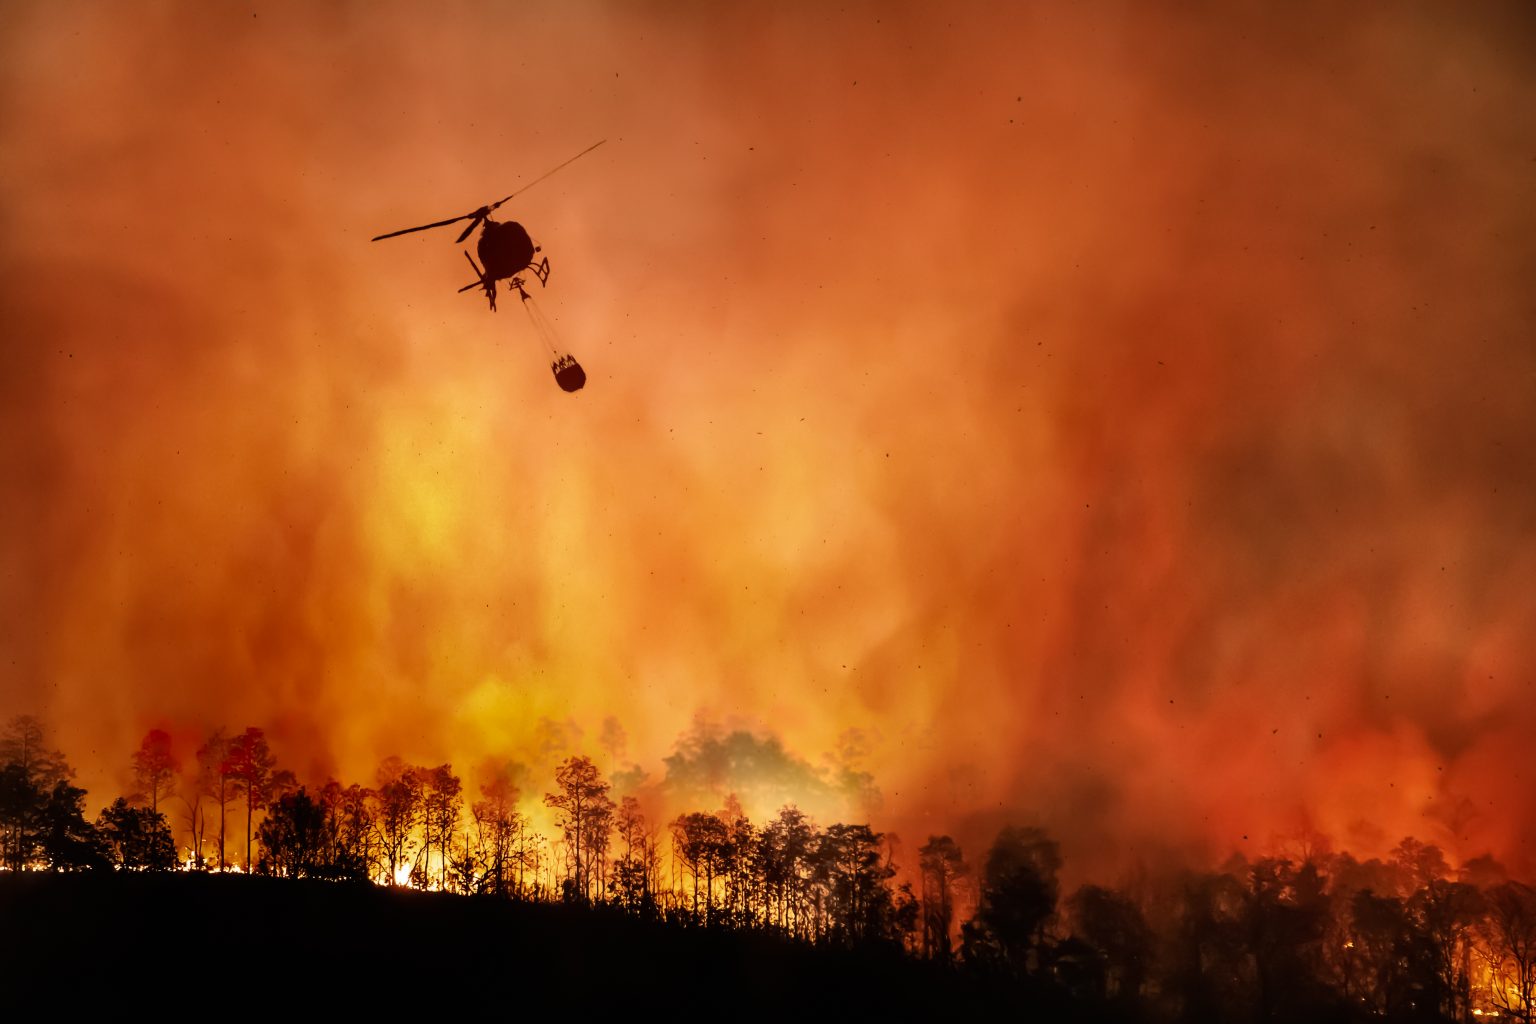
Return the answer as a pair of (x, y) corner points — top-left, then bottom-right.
(478, 219), (537, 282)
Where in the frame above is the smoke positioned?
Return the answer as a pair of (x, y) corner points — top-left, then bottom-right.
(2, 2), (1534, 879)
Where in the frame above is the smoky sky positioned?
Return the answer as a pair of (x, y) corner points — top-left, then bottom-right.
(2, 1), (1534, 878)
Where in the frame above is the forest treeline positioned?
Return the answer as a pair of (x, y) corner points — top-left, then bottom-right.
(1, 714), (1532, 1023)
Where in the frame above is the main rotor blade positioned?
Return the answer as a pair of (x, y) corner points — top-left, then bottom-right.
(487, 139), (606, 212)
(372, 139), (603, 242)
(455, 212), (485, 244)
(371, 212), (472, 242)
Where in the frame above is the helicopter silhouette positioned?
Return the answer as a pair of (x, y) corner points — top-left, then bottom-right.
(370, 140), (604, 391)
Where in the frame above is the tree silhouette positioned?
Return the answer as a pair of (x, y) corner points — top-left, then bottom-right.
(612, 796), (656, 914)
(0, 716), (70, 791)
(967, 825), (1061, 973)
(13, 721), (1536, 1020)
(545, 755), (613, 903)
(818, 823), (897, 947)
(1481, 882), (1536, 1021)
(319, 780), (377, 880)
(723, 805), (757, 926)
(919, 835), (967, 961)
(223, 727), (276, 871)
(1242, 857), (1333, 1021)
(1066, 884), (1150, 1005)
(97, 797), (176, 871)
(1165, 869), (1253, 1022)
(1343, 887), (1419, 1018)
(469, 773), (512, 897)
(195, 728), (234, 871)
(0, 762), (43, 871)
(257, 787), (329, 878)
(0, 717), (74, 870)
(672, 810), (730, 924)
(375, 756), (423, 885)
(130, 728), (180, 816)
(37, 779), (107, 871)
(1412, 876), (1485, 1021)
(419, 764), (462, 890)
(762, 806), (815, 937)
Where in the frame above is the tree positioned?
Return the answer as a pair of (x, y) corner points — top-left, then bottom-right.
(470, 770), (524, 898)
(1243, 858), (1333, 1021)
(0, 762), (43, 870)
(0, 717), (74, 870)
(37, 780), (107, 871)
(1164, 870), (1251, 1022)
(130, 728), (180, 816)
(761, 806), (816, 937)
(419, 764), (462, 890)
(1067, 885), (1151, 1004)
(1343, 888), (1418, 1019)
(223, 727), (276, 871)
(918, 835), (968, 961)
(817, 823), (900, 947)
(672, 811), (730, 923)
(319, 780), (376, 881)
(722, 808), (758, 926)
(1480, 882), (1536, 1022)
(1411, 877), (1485, 1022)
(195, 729), (235, 870)
(612, 797), (660, 916)
(374, 756), (423, 885)
(97, 797), (177, 871)
(257, 787), (329, 878)
(0, 716), (70, 790)
(968, 825), (1062, 972)
(544, 755), (613, 903)
(611, 795), (649, 913)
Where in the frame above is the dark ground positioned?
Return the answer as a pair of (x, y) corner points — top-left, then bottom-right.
(0, 874), (1090, 1017)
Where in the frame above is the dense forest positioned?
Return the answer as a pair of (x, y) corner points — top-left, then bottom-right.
(1, 714), (1531, 1022)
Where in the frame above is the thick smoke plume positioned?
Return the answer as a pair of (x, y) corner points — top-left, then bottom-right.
(2, 2), (1533, 878)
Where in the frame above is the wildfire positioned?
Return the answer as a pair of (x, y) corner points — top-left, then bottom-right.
(2, 0), (1535, 911)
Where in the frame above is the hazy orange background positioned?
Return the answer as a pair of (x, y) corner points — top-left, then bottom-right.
(2, 1), (1533, 879)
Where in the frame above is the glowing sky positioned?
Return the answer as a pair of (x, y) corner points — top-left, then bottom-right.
(2, 1), (1533, 878)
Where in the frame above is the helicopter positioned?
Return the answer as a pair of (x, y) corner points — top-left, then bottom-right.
(370, 140), (604, 392)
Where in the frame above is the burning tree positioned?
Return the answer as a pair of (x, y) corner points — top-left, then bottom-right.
(1480, 882), (1536, 1021)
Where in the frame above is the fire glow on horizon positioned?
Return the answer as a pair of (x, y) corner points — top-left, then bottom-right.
(1, 2), (1534, 880)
